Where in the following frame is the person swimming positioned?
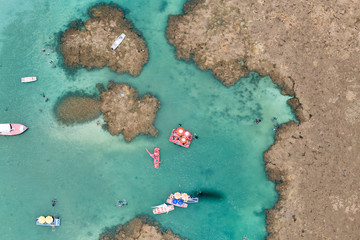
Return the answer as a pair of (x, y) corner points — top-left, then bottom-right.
(41, 93), (49, 102)
(52, 199), (57, 207)
(49, 60), (56, 68)
(273, 124), (280, 131)
(254, 119), (261, 124)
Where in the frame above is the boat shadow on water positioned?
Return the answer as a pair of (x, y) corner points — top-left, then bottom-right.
(190, 189), (224, 201)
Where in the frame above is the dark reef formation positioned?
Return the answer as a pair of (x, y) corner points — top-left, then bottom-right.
(55, 96), (101, 125)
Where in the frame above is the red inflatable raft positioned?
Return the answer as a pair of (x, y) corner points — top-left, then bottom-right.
(169, 127), (193, 148)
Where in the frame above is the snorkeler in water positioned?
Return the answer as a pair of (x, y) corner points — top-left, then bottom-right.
(193, 133), (199, 139)
(52, 199), (57, 207)
(41, 93), (49, 102)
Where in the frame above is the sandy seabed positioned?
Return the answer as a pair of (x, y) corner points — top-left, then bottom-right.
(166, 0), (360, 239)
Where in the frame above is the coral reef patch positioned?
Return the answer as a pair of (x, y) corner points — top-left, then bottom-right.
(60, 3), (148, 76)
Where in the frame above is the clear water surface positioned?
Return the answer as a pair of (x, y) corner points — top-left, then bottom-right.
(0, 0), (295, 239)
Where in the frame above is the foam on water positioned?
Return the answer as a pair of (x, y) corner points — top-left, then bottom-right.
(0, 1), (295, 239)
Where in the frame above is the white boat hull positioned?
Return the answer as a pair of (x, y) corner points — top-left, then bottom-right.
(21, 77), (37, 83)
(111, 33), (126, 50)
(0, 123), (28, 136)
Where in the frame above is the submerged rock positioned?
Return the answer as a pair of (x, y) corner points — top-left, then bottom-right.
(100, 81), (160, 142)
(55, 96), (101, 125)
(99, 216), (186, 240)
(60, 3), (149, 76)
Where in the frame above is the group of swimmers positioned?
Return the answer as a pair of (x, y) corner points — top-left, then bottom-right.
(178, 124), (199, 139)
(41, 93), (49, 102)
(41, 49), (56, 67)
(52, 197), (129, 209)
(117, 199), (128, 208)
(254, 117), (281, 131)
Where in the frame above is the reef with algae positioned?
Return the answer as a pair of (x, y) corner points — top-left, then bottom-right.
(55, 82), (160, 142)
(166, 0), (360, 239)
(54, 96), (101, 125)
(99, 81), (160, 142)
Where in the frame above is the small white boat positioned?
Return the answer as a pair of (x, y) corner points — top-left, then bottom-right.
(111, 33), (126, 50)
(0, 123), (28, 136)
(21, 77), (37, 83)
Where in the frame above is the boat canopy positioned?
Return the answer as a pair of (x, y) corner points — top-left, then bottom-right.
(0, 124), (11, 133)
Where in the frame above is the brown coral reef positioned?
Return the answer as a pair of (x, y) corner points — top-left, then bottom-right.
(167, 0), (360, 239)
(99, 81), (160, 142)
(55, 82), (160, 142)
(100, 216), (185, 240)
(61, 4), (148, 76)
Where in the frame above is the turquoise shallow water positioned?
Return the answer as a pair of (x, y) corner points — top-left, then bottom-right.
(0, 1), (295, 239)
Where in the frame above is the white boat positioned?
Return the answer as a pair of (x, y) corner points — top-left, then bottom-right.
(111, 33), (126, 50)
(152, 203), (175, 214)
(0, 123), (28, 136)
(21, 77), (37, 83)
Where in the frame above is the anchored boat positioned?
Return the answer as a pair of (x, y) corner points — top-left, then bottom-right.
(146, 148), (160, 168)
(167, 192), (190, 208)
(21, 77), (37, 83)
(187, 195), (199, 203)
(0, 123), (28, 136)
(169, 127), (193, 148)
(36, 216), (60, 227)
(167, 192), (198, 208)
(111, 33), (126, 50)
(152, 203), (174, 214)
